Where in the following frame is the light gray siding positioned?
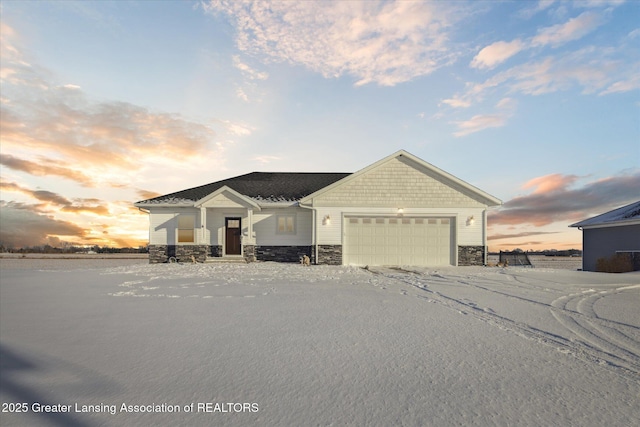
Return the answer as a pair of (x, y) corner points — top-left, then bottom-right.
(253, 208), (313, 246)
(149, 208), (200, 245)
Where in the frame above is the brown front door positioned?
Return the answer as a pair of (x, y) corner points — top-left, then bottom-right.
(225, 218), (241, 255)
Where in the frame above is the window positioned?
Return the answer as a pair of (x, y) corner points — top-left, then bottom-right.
(177, 215), (195, 243)
(277, 215), (296, 234)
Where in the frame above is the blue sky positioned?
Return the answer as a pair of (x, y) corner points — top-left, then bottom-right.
(0, 0), (638, 250)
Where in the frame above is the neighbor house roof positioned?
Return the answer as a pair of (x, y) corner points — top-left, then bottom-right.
(570, 200), (640, 228)
(135, 172), (352, 206)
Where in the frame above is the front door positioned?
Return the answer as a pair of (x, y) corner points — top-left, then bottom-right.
(225, 218), (242, 255)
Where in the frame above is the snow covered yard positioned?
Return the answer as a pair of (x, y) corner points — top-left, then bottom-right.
(1, 261), (638, 426)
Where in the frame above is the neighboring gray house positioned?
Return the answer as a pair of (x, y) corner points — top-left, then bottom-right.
(570, 201), (640, 272)
(135, 150), (502, 266)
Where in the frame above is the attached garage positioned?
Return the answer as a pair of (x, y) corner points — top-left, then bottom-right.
(343, 216), (454, 266)
(300, 151), (502, 267)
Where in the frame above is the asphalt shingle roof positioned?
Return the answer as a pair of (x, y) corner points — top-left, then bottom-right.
(570, 200), (640, 227)
(137, 172), (352, 205)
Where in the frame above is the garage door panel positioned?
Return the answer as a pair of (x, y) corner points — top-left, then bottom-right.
(344, 216), (453, 266)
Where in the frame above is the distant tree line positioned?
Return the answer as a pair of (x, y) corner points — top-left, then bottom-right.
(495, 249), (582, 257)
(0, 244), (149, 254)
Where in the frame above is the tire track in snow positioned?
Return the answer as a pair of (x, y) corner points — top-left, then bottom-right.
(368, 268), (640, 379)
(551, 288), (640, 373)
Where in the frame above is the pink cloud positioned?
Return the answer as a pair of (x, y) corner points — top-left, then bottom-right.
(521, 173), (579, 194)
(470, 39), (526, 70)
(531, 11), (604, 48)
(490, 171), (640, 227)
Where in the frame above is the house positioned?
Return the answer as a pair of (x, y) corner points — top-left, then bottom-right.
(134, 150), (502, 266)
(569, 201), (640, 272)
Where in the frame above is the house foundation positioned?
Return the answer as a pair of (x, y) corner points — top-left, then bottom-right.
(255, 246), (313, 263)
(317, 245), (342, 265)
(458, 245), (486, 266)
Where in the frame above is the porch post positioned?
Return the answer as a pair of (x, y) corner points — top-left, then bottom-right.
(200, 207), (207, 244)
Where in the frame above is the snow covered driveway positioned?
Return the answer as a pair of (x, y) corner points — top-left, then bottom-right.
(1, 262), (639, 426)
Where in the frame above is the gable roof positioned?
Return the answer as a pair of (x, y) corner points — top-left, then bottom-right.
(135, 172), (351, 206)
(135, 150), (502, 209)
(570, 200), (640, 228)
(299, 150), (502, 207)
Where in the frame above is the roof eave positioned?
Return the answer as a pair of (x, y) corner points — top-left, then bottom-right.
(134, 202), (195, 208)
(570, 218), (640, 229)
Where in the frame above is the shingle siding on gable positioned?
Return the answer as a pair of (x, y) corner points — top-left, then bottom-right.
(312, 157), (486, 208)
(201, 192), (246, 208)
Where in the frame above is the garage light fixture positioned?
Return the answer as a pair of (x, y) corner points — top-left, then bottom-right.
(467, 215), (475, 226)
(397, 208), (404, 216)
(323, 215), (331, 225)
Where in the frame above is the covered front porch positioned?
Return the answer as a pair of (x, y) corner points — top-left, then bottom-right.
(196, 186), (259, 261)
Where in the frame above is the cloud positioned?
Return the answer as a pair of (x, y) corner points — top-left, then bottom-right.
(488, 231), (560, 241)
(235, 87), (249, 102)
(204, 0), (460, 86)
(0, 180), (110, 216)
(452, 114), (508, 137)
(0, 201), (89, 248)
(531, 11), (604, 48)
(452, 6), (631, 115)
(450, 42), (632, 110)
(470, 39), (526, 70)
(232, 55), (268, 80)
(441, 97), (472, 109)
(136, 189), (162, 200)
(471, 9), (605, 71)
(452, 97), (517, 137)
(518, 0), (557, 19)
(1, 84), (217, 181)
(252, 155), (280, 164)
(599, 72), (640, 95)
(0, 23), (222, 189)
(522, 173), (579, 194)
(0, 154), (96, 186)
(490, 170), (640, 226)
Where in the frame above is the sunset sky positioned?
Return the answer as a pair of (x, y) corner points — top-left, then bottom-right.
(1, 0), (638, 252)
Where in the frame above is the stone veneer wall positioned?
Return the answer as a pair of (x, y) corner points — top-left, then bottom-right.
(458, 245), (485, 266)
(148, 245), (209, 263)
(317, 245), (342, 265)
(243, 245), (256, 263)
(209, 245), (222, 257)
(255, 246), (312, 263)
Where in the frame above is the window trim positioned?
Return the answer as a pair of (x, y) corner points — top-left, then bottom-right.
(276, 214), (296, 235)
(177, 214), (196, 243)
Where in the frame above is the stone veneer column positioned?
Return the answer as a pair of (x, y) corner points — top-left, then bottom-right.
(243, 245), (256, 262)
(317, 245), (342, 265)
(458, 245), (485, 266)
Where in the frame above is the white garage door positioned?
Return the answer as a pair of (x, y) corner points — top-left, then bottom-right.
(344, 217), (454, 266)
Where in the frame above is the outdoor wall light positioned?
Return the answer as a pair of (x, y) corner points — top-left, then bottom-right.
(467, 215), (475, 226)
(397, 208), (404, 215)
(323, 215), (331, 225)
